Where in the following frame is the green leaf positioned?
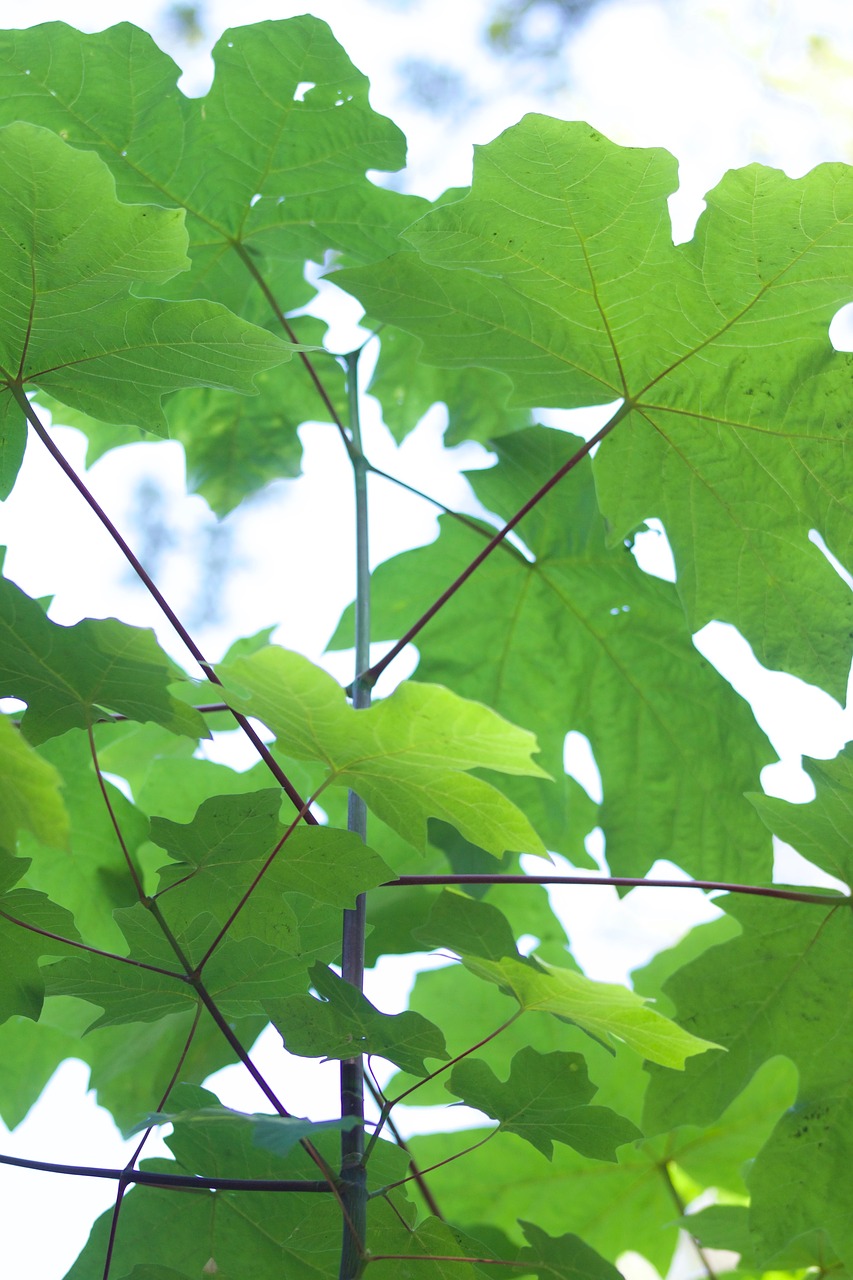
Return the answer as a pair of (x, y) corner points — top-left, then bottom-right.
(217, 647), (548, 856)
(331, 427), (774, 881)
(65, 1090), (344, 1279)
(0, 565), (206, 745)
(336, 117), (853, 697)
(142, 1102), (359, 1160)
(67, 1084), (412, 1279)
(449, 1046), (641, 1160)
(17, 730), (151, 952)
(750, 746), (853, 887)
(415, 888), (520, 961)
(0, 18), (421, 291)
(253, 1113), (360, 1159)
(150, 789), (393, 917)
(267, 962), (448, 1075)
(408, 1056), (796, 1273)
(368, 323), (531, 445)
(0, 122), (293, 481)
(515, 1220), (624, 1280)
(40, 315), (347, 517)
(643, 895), (852, 1131)
(747, 1079), (853, 1269)
(0, 851), (80, 1022)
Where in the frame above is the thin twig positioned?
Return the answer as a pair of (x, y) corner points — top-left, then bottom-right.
(364, 461), (528, 559)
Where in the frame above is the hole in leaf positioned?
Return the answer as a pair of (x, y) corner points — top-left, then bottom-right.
(563, 731), (602, 804)
(631, 518), (676, 581)
(829, 302), (853, 350)
(102, 771), (133, 803)
(809, 528), (853, 591)
(293, 81), (315, 101)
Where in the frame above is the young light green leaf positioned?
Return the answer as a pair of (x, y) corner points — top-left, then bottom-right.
(449, 1047), (641, 1160)
(217, 647), (548, 856)
(0, 715), (68, 850)
(465, 954), (717, 1069)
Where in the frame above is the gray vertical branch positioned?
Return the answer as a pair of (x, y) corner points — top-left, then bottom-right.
(339, 348), (370, 1279)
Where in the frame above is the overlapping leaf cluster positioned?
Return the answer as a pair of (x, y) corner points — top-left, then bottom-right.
(0, 12), (850, 1280)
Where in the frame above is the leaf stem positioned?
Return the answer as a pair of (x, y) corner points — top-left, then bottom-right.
(359, 408), (627, 689)
(101, 1003), (203, 1280)
(389, 1011), (521, 1110)
(363, 1071), (443, 1219)
(87, 723), (145, 901)
(366, 1255), (525, 1267)
(660, 1161), (718, 1280)
(380, 873), (845, 906)
(371, 1128), (496, 1199)
(231, 241), (351, 448)
(363, 461), (528, 560)
(363, 1011), (521, 1165)
(0, 1150), (331, 1191)
(0, 907), (188, 981)
(13, 387), (318, 825)
(194, 786), (326, 970)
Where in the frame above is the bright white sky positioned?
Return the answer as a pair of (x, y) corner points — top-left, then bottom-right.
(2, 1), (853, 1275)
